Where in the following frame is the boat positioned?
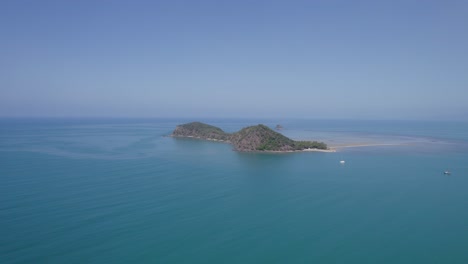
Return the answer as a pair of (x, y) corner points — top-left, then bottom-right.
(444, 170), (451, 175)
(340, 160), (345, 164)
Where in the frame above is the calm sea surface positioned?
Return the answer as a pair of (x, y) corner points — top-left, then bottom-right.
(1, 118), (468, 263)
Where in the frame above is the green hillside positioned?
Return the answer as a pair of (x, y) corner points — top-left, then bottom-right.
(171, 122), (328, 152)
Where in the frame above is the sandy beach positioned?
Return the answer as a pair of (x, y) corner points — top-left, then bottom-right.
(302, 148), (336, 153)
(332, 143), (405, 149)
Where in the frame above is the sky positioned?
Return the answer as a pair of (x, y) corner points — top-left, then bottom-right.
(1, 0), (467, 120)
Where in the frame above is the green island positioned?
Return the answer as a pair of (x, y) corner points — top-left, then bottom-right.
(171, 122), (331, 152)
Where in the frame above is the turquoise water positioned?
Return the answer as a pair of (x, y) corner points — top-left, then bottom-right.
(1, 118), (468, 263)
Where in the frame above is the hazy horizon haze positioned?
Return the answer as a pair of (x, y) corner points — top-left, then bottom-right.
(1, 0), (467, 120)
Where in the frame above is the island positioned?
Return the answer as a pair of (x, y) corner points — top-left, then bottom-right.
(171, 122), (333, 152)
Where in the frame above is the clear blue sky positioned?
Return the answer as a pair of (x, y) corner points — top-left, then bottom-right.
(1, 0), (467, 120)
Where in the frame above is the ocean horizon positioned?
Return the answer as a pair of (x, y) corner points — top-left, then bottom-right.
(1, 118), (468, 263)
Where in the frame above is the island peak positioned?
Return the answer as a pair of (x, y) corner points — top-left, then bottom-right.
(171, 122), (330, 152)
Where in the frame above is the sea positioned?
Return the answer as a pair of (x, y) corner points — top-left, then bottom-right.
(1, 118), (468, 263)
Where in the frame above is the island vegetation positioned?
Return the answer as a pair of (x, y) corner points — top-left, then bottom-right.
(171, 122), (230, 141)
(171, 122), (329, 152)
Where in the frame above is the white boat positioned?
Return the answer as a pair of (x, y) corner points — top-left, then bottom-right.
(444, 170), (451, 175)
(340, 160), (345, 164)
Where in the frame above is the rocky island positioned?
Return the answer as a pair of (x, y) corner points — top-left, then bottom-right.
(171, 122), (332, 152)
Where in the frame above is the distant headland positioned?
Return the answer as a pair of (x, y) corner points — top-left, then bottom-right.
(171, 122), (334, 153)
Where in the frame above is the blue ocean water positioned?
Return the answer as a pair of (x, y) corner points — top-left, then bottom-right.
(1, 118), (468, 263)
